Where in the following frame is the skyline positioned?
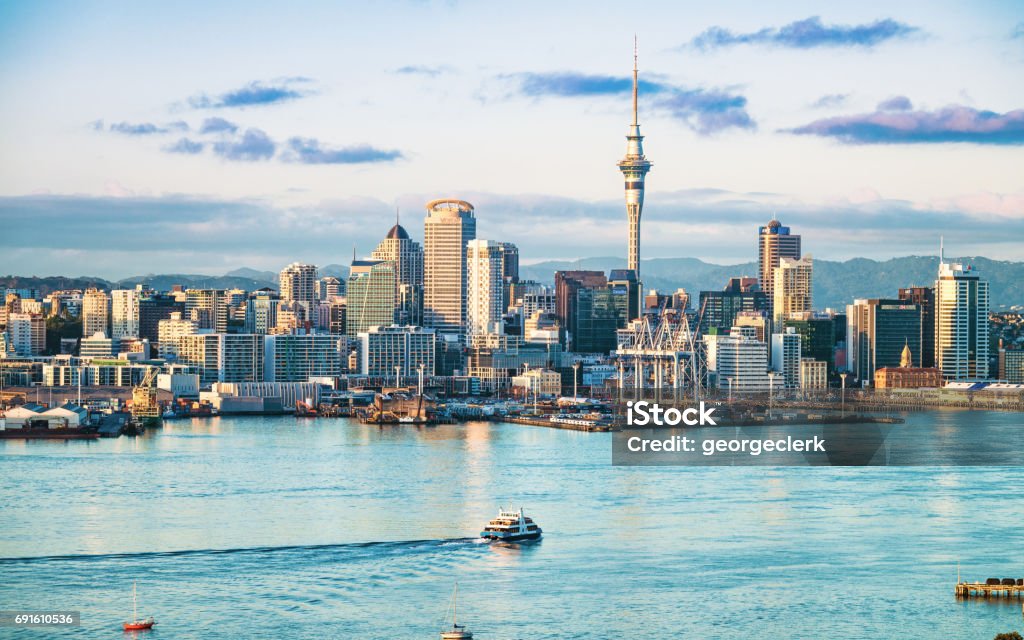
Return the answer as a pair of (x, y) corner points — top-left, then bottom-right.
(1, 1), (1023, 278)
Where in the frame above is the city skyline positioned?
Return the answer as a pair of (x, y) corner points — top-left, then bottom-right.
(1, 1), (1023, 278)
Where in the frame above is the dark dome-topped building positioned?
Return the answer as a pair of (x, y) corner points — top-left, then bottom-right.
(386, 223), (410, 240)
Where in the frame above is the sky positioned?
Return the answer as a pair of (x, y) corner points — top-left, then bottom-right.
(0, 0), (1022, 279)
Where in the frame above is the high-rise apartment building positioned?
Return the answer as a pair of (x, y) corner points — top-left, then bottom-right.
(554, 271), (607, 342)
(699, 278), (768, 334)
(82, 288), (110, 338)
(772, 255), (813, 327)
(139, 293), (183, 344)
(715, 330), (770, 394)
(244, 290), (280, 335)
(8, 313), (45, 356)
(372, 222), (424, 326)
(316, 276), (344, 301)
(466, 239), (506, 336)
(279, 263), (318, 316)
(157, 312), (198, 358)
(185, 289), (228, 333)
(346, 260), (397, 336)
(423, 199), (476, 335)
(758, 218), (801, 313)
(935, 258), (989, 380)
(176, 334), (264, 387)
(111, 288), (142, 339)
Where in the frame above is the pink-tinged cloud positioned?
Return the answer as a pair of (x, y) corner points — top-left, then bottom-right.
(787, 103), (1024, 145)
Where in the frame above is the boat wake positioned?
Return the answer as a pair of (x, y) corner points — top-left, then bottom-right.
(0, 537), (481, 565)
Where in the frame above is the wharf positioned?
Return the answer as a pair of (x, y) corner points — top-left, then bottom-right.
(956, 581), (1024, 599)
(502, 416), (615, 432)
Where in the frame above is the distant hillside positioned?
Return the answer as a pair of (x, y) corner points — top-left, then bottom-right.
(0, 275), (114, 294)
(520, 256), (1024, 310)
(7, 256), (1022, 309)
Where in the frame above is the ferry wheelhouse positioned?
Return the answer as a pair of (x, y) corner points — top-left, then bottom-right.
(479, 506), (542, 542)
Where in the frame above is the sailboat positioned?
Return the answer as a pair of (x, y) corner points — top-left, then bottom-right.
(439, 583), (473, 639)
(122, 581), (156, 631)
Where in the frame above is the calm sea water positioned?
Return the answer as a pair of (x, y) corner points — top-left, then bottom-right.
(1, 411), (1022, 639)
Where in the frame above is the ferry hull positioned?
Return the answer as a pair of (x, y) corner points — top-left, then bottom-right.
(479, 530), (542, 542)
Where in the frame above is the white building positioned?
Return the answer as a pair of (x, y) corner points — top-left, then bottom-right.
(111, 288), (141, 338)
(81, 288), (110, 338)
(263, 334), (346, 382)
(357, 325), (435, 377)
(772, 255), (813, 327)
(176, 333), (264, 387)
(800, 358), (828, 390)
(935, 258), (990, 380)
(157, 312), (199, 358)
(279, 263), (318, 317)
(771, 328), (802, 389)
(466, 239), (505, 336)
(423, 199), (476, 336)
(8, 312), (45, 356)
(715, 331), (769, 394)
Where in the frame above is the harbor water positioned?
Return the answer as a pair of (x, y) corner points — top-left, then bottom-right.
(1, 411), (1022, 638)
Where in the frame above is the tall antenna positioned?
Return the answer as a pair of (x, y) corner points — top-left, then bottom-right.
(939, 235), (945, 265)
(352, 245), (356, 263)
(632, 35), (639, 127)
(396, 206), (400, 226)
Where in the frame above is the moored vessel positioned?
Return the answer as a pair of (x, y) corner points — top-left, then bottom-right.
(439, 583), (472, 639)
(122, 581), (156, 631)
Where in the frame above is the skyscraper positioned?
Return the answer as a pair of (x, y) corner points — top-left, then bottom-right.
(279, 262), (318, 317)
(111, 288), (141, 339)
(185, 289), (228, 333)
(758, 218), (801, 312)
(466, 239), (505, 336)
(371, 218), (424, 326)
(846, 298), (922, 383)
(898, 286), (936, 368)
(81, 288), (110, 338)
(423, 199), (476, 336)
(772, 255), (813, 327)
(935, 254), (989, 380)
(617, 40), (652, 276)
(346, 260), (397, 337)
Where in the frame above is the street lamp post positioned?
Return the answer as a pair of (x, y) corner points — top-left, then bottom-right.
(726, 377), (733, 403)
(395, 365), (401, 390)
(768, 372), (776, 419)
(417, 363), (425, 398)
(573, 362), (580, 404)
(839, 373), (848, 416)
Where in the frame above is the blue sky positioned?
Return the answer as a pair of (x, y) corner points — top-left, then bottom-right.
(0, 0), (1022, 278)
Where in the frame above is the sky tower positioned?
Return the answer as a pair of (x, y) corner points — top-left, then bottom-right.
(618, 38), (652, 275)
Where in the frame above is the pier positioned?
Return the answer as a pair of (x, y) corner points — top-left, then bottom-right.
(955, 581), (1024, 599)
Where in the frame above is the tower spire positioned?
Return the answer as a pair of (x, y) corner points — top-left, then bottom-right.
(632, 35), (639, 127)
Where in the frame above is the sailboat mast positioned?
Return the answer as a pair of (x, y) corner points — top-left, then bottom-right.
(453, 582), (457, 626)
(133, 581), (137, 622)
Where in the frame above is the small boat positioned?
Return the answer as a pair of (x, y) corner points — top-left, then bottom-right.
(479, 506), (542, 542)
(122, 581), (156, 631)
(439, 583), (472, 639)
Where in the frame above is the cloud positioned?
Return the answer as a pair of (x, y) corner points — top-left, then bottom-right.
(107, 120), (188, 135)
(2, 190), (1022, 280)
(689, 16), (918, 51)
(395, 65), (451, 77)
(282, 138), (404, 164)
(165, 138), (204, 154)
(811, 94), (849, 109)
(189, 79), (311, 108)
(211, 128), (276, 161)
(786, 103), (1024, 145)
(199, 117), (238, 134)
(876, 96), (913, 111)
(503, 71), (753, 134)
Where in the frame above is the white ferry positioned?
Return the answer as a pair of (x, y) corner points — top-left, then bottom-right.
(479, 506), (542, 542)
